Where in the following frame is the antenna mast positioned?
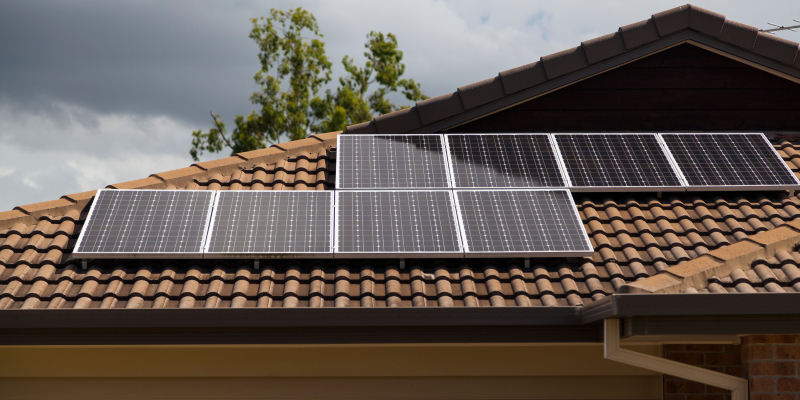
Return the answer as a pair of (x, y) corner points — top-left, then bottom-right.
(760, 20), (800, 34)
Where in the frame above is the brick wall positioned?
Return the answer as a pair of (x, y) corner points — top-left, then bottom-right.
(742, 335), (800, 400)
(663, 336), (800, 400)
(663, 344), (743, 400)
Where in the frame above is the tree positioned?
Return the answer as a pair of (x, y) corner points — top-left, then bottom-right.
(190, 8), (427, 161)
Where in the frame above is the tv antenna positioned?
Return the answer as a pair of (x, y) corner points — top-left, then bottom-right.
(760, 20), (800, 34)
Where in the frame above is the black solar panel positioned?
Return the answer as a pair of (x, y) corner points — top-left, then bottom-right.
(336, 135), (450, 189)
(205, 191), (333, 258)
(335, 190), (462, 257)
(446, 134), (566, 188)
(73, 189), (214, 258)
(554, 134), (683, 191)
(661, 133), (800, 190)
(455, 190), (592, 257)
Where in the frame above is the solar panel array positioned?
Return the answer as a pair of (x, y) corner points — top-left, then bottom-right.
(73, 132), (798, 260)
(661, 133), (799, 191)
(446, 134), (565, 188)
(554, 134), (683, 191)
(205, 191), (333, 258)
(73, 190), (214, 258)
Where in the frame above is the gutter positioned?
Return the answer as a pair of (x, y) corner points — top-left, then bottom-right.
(604, 318), (748, 400)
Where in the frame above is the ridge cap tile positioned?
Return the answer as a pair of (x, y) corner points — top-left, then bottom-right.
(540, 46), (589, 80)
(753, 32), (800, 65)
(687, 5), (726, 37)
(652, 5), (690, 36)
(373, 106), (423, 133)
(619, 18), (661, 49)
(416, 92), (466, 125)
(718, 19), (759, 50)
(344, 120), (378, 134)
(498, 61), (548, 94)
(457, 76), (507, 110)
(581, 32), (627, 65)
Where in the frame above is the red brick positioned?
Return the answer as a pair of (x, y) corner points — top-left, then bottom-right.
(745, 345), (776, 360)
(743, 335), (798, 345)
(665, 344), (687, 352)
(686, 344), (725, 352)
(665, 394), (687, 400)
(777, 377), (800, 392)
(686, 394), (726, 400)
(775, 345), (800, 360)
(666, 352), (705, 365)
(748, 361), (797, 376)
(706, 385), (731, 394)
(666, 379), (706, 393)
(751, 394), (797, 400)
(706, 352), (742, 366)
(750, 377), (776, 392)
(724, 366), (743, 377)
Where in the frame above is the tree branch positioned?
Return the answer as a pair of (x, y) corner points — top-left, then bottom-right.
(210, 111), (235, 150)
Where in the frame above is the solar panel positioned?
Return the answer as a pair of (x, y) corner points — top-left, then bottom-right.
(553, 134), (684, 191)
(73, 189), (215, 259)
(445, 134), (566, 188)
(454, 189), (593, 257)
(204, 191), (333, 258)
(334, 190), (463, 258)
(661, 133), (800, 191)
(336, 134), (450, 189)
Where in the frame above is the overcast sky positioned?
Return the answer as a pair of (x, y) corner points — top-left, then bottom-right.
(1, 0), (799, 211)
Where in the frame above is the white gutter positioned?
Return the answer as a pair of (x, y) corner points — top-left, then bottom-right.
(603, 319), (748, 400)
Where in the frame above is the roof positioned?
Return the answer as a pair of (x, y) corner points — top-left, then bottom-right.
(3, 4), (800, 313)
(343, 4), (800, 135)
(2, 134), (800, 310)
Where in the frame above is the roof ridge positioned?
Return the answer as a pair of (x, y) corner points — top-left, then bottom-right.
(0, 131), (340, 230)
(345, 3), (800, 135)
(620, 220), (800, 294)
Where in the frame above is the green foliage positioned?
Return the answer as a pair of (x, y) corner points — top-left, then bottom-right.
(190, 8), (427, 161)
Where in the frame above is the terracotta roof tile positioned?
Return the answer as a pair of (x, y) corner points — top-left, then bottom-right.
(652, 5), (690, 36)
(619, 19), (661, 49)
(753, 32), (800, 65)
(457, 76), (506, 110)
(373, 107), (423, 133)
(688, 5), (726, 37)
(540, 46), (589, 79)
(415, 92), (466, 125)
(344, 120), (378, 134)
(581, 32), (627, 65)
(498, 61), (548, 94)
(718, 20), (760, 49)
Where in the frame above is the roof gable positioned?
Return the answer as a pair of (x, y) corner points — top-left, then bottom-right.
(450, 44), (800, 132)
(344, 4), (800, 135)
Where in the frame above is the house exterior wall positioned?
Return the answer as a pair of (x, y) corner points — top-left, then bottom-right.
(0, 344), (662, 400)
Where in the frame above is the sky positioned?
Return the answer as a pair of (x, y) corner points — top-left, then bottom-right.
(2, 0), (800, 211)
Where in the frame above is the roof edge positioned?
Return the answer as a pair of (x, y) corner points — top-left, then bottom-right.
(0, 132), (341, 231)
(620, 221), (800, 294)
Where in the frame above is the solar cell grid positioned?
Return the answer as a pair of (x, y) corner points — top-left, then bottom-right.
(336, 134), (450, 189)
(446, 134), (565, 188)
(661, 133), (800, 190)
(335, 190), (462, 257)
(554, 134), (684, 191)
(73, 189), (214, 258)
(455, 189), (593, 257)
(205, 191), (333, 258)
